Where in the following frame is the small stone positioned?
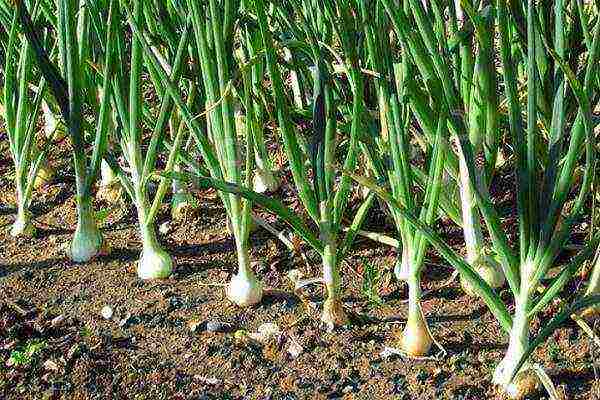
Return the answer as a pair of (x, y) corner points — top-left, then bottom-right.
(59, 241), (70, 254)
(287, 340), (303, 359)
(380, 346), (403, 359)
(101, 305), (113, 320)
(194, 375), (221, 385)
(50, 315), (65, 328)
(158, 222), (171, 235)
(43, 359), (60, 372)
(119, 313), (132, 328)
(342, 385), (354, 393)
(188, 319), (203, 333)
(250, 322), (281, 344)
(66, 344), (80, 361)
(286, 269), (302, 285)
(206, 320), (231, 333)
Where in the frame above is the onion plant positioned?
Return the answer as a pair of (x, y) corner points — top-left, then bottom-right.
(105, 0), (199, 279)
(186, 0), (263, 304)
(3, 8), (47, 237)
(452, 0), (505, 295)
(348, 0), (600, 397)
(14, 0), (115, 262)
(232, 39), (280, 195)
(378, 0), (505, 295)
(255, 0), (372, 326)
(167, 0), (375, 327)
(353, 0), (448, 356)
(121, 0), (266, 302)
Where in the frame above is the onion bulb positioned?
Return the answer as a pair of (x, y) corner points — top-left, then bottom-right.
(226, 271), (263, 307)
(137, 242), (173, 279)
(400, 309), (433, 356)
(137, 227), (173, 279)
(71, 208), (103, 263)
(461, 254), (505, 296)
(253, 168), (280, 193)
(171, 191), (195, 221)
(321, 298), (348, 327)
(97, 160), (122, 203)
(33, 163), (55, 190)
(11, 209), (35, 238)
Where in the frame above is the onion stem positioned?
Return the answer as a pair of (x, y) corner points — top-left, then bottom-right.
(493, 270), (539, 398)
(457, 148), (505, 294)
(320, 204), (348, 327)
(11, 200), (34, 238)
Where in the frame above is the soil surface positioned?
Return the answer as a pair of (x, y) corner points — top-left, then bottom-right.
(1, 139), (599, 400)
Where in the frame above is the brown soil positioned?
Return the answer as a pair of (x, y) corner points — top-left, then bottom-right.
(1, 143), (599, 400)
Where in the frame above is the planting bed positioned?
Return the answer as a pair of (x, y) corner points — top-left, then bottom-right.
(0, 148), (598, 399)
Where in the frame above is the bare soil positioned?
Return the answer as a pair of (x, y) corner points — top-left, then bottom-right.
(1, 140), (599, 400)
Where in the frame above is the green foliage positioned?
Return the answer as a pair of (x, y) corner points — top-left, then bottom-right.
(7, 339), (47, 367)
(360, 258), (383, 307)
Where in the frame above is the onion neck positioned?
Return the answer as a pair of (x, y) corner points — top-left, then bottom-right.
(394, 245), (414, 282)
(42, 100), (59, 139)
(458, 151), (483, 267)
(235, 238), (253, 281)
(171, 166), (187, 194)
(170, 165), (194, 220)
(320, 204), (348, 327)
(71, 198), (103, 262)
(493, 298), (531, 396)
(99, 159), (117, 187)
(586, 254), (600, 296)
(97, 160), (122, 203)
(581, 254), (600, 319)
(493, 266), (538, 398)
(457, 153), (505, 292)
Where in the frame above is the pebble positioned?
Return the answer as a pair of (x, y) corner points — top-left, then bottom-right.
(287, 340), (303, 359)
(250, 322), (281, 344)
(380, 346), (403, 359)
(286, 269), (302, 285)
(206, 320), (231, 333)
(342, 385), (355, 394)
(50, 315), (65, 328)
(194, 375), (221, 385)
(158, 222), (171, 235)
(43, 359), (60, 372)
(188, 319), (203, 333)
(101, 305), (113, 320)
(118, 313), (132, 328)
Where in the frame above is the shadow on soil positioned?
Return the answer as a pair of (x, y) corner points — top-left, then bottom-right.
(0, 257), (70, 279)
